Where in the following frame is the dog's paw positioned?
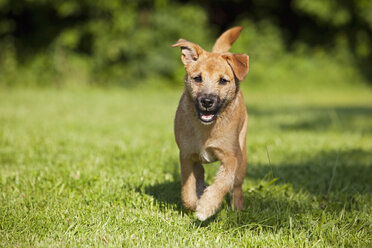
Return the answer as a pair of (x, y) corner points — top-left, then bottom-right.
(195, 200), (217, 221)
(195, 206), (210, 221)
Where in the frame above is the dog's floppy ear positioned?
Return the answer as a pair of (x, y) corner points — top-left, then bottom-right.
(171, 39), (204, 66)
(223, 53), (249, 81)
(212, 26), (243, 53)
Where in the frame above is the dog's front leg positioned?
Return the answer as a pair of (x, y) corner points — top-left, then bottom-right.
(196, 155), (238, 221)
(180, 153), (205, 210)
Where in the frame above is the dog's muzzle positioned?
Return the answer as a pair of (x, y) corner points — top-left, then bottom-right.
(195, 94), (222, 124)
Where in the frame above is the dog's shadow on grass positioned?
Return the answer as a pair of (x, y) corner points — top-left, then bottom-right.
(143, 179), (184, 212)
(140, 147), (371, 228)
(137, 162), (185, 212)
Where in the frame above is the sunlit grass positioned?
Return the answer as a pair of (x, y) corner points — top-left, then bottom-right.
(0, 85), (371, 247)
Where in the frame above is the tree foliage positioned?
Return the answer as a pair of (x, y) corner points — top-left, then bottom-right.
(0, 0), (371, 86)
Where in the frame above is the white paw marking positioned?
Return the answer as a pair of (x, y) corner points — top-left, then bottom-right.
(196, 211), (208, 221)
(196, 202), (214, 221)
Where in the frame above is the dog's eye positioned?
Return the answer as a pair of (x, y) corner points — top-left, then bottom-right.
(219, 78), (229, 85)
(193, 75), (202, 83)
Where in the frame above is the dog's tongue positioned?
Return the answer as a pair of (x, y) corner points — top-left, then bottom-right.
(201, 114), (214, 122)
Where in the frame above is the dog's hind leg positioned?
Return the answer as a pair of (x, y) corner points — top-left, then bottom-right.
(230, 114), (248, 210)
(180, 153), (205, 210)
(230, 161), (246, 210)
(230, 143), (247, 210)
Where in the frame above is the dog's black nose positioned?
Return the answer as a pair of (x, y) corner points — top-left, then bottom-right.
(201, 97), (214, 108)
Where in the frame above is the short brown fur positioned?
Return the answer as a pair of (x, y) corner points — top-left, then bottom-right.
(172, 27), (249, 221)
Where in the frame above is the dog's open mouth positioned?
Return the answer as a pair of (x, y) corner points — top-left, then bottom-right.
(198, 110), (218, 124)
(200, 113), (215, 122)
(195, 94), (223, 124)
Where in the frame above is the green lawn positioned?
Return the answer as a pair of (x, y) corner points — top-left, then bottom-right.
(0, 85), (371, 247)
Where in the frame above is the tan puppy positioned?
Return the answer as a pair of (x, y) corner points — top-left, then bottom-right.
(172, 27), (249, 221)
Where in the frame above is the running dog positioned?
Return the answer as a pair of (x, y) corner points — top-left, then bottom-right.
(172, 27), (249, 221)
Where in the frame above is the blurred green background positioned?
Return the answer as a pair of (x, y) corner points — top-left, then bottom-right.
(0, 0), (371, 89)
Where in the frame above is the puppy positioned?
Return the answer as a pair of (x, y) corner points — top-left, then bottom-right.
(172, 27), (249, 221)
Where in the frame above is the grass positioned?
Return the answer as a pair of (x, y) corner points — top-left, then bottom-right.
(0, 84), (371, 247)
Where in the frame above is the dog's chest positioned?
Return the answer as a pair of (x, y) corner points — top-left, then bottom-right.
(199, 147), (217, 164)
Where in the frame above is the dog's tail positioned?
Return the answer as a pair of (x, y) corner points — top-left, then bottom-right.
(212, 26), (243, 53)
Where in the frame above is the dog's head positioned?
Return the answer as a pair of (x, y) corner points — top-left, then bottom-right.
(172, 27), (249, 125)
